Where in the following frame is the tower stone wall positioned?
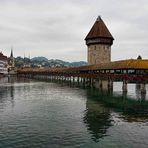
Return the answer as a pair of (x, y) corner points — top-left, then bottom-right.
(88, 44), (111, 64)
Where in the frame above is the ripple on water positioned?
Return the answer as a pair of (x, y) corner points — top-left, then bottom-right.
(0, 78), (148, 148)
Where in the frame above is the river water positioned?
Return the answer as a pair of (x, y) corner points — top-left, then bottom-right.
(0, 77), (148, 148)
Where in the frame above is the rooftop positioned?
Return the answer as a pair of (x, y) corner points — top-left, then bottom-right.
(0, 52), (7, 61)
(85, 16), (114, 40)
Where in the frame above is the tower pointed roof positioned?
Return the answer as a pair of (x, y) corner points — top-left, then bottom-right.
(10, 47), (13, 57)
(85, 16), (114, 40)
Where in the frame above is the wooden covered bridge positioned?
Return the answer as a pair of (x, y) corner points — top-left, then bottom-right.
(18, 59), (148, 93)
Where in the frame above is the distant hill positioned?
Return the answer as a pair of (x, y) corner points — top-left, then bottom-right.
(15, 56), (87, 68)
(70, 61), (87, 67)
(31, 57), (48, 62)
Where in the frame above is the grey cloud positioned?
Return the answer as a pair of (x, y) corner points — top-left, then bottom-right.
(0, 0), (148, 61)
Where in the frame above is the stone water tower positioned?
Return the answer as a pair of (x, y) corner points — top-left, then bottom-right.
(85, 16), (114, 65)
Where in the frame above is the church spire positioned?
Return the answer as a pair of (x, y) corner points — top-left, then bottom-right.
(10, 47), (13, 57)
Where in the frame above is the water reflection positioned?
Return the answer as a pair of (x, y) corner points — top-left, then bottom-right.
(0, 77), (15, 109)
(135, 84), (147, 100)
(1, 77), (148, 146)
(83, 97), (112, 142)
(83, 88), (148, 142)
(0, 77), (33, 109)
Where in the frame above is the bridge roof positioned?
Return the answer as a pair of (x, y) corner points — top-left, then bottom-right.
(52, 59), (148, 72)
(88, 59), (148, 71)
(85, 16), (114, 40)
(50, 59), (148, 72)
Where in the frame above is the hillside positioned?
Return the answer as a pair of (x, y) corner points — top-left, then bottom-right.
(15, 56), (87, 68)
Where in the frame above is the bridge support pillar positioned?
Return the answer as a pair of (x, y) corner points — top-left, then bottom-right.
(77, 77), (80, 85)
(91, 78), (94, 87)
(99, 80), (102, 89)
(108, 80), (113, 90)
(83, 77), (86, 87)
(140, 83), (146, 94)
(91, 79), (95, 88)
(80, 77), (82, 83)
(72, 76), (75, 83)
(122, 81), (127, 92)
(88, 78), (91, 87)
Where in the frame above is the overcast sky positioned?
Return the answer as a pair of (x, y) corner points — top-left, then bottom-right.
(0, 0), (148, 62)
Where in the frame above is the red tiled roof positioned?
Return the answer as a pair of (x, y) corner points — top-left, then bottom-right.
(85, 16), (114, 40)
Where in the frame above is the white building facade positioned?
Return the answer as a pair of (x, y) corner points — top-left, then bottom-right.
(0, 52), (8, 76)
